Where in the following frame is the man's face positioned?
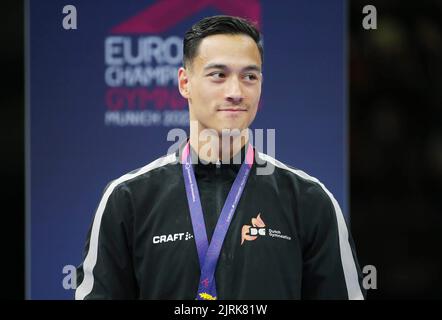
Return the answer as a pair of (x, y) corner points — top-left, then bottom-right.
(178, 34), (262, 134)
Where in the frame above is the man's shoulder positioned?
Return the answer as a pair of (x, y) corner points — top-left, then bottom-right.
(256, 151), (319, 184)
(257, 151), (344, 223)
(104, 152), (179, 195)
(255, 151), (336, 204)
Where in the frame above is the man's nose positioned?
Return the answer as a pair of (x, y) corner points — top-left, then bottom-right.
(225, 77), (243, 105)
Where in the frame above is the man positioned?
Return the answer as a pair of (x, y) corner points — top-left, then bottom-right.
(76, 15), (365, 300)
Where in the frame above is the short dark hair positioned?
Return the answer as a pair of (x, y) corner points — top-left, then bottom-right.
(183, 15), (263, 68)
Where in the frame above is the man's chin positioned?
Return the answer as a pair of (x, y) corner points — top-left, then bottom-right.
(215, 125), (248, 135)
(197, 120), (250, 137)
(221, 128), (246, 136)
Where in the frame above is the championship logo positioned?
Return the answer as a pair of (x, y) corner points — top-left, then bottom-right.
(103, 0), (261, 127)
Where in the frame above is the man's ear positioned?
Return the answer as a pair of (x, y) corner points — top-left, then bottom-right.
(178, 67), (190, 99)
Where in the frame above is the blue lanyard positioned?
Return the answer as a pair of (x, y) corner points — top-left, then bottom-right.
(181, 142), (254, 300)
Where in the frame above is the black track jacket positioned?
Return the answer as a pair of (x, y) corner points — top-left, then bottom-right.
(76, 141), (366, 300)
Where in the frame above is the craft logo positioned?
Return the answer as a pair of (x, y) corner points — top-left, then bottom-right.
(241, 213), (292, 245)
(103, 0), (261, 127)
(152, 232), (193, 244)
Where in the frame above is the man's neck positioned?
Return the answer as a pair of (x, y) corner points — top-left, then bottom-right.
(189, 127), (249, 164)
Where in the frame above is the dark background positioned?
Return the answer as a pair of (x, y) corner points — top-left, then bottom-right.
(350, 0), (442, 299)
(1, 0), (441, 299)
(0, 0), (25, 300)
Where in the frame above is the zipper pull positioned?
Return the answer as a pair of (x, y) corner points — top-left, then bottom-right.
(215, 159), (222, 175)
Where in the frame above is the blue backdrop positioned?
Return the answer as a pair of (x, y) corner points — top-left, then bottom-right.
(26, 0), (346, 299)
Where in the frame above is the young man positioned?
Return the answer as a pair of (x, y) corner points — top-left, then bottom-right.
(76, 16), (365, 300)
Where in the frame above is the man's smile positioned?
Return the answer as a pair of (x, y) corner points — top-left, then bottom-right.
(217, 107), (247, 112)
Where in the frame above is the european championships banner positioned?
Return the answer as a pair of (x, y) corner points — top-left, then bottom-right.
(26, 0), (346, 299)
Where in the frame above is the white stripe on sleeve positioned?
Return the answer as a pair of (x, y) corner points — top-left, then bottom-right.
(258, 152), (364, 300)
(75, 153), (177, 300)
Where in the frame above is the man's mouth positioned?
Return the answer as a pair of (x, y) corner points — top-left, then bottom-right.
(217, 108), (247, 112)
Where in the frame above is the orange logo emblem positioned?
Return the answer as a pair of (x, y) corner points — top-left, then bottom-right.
(241, 213), (266, 245)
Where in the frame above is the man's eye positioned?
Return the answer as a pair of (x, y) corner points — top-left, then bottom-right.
(208, 72), (225, 79)
(244, 74), (258, 81)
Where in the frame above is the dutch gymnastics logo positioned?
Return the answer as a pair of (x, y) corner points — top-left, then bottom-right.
(103, 0), (261, 127)
(241, 213), (292, 245)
